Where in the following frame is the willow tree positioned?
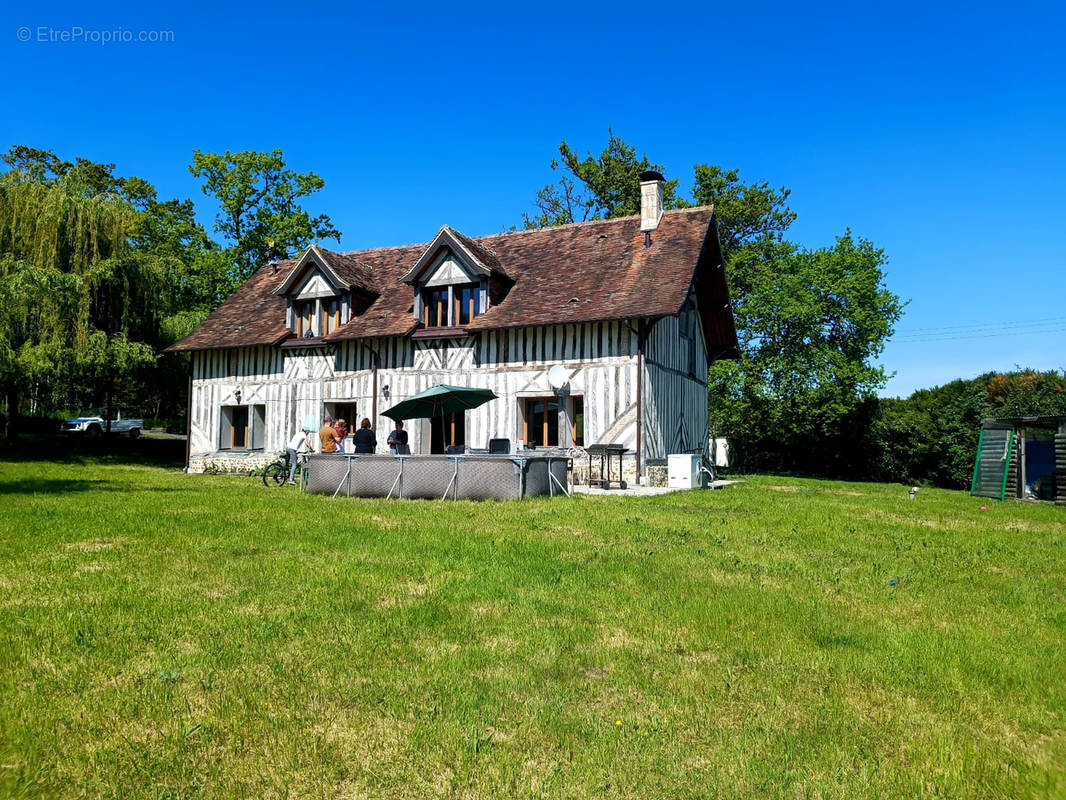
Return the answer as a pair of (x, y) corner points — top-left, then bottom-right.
(0, 176), (161, 436)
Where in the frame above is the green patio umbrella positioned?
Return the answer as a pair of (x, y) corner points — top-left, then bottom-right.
(382, 384), (497, 421)
(382, 384), (497, 454)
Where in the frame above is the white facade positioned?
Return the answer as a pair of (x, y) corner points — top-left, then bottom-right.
(185, 303), (710, 480)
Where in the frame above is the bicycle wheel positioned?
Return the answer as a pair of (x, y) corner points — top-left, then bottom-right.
(262, 461), (287, 487)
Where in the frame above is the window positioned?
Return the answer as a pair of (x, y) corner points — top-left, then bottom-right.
(679, 300), (699, 377)
(423, 288), (448, 328)
(325, 403), (357, 430)
(680, 332), (694, 376)
(324, 299), (341, 334)
(230, 406), (248, 448)
(293, 298), (343, 338)
(523, 397), (559, 448)
(457, 285), (478, 325)
(431, 411), (465, 453)
(572, 396), (584, 447)
(422, 284), (480, 328)
(220, 404), (265, 451)
(295, 301), (315, 337)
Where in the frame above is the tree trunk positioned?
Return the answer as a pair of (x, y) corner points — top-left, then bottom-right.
(4, 383), (18, 441)
(104, 336), (114, 434)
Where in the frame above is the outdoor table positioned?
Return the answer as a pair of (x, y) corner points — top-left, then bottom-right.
(585, 444), (627, 489)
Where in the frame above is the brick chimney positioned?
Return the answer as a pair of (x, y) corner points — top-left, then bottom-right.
(640, 170), (665, 232)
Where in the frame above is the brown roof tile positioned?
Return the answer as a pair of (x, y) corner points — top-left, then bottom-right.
(450, 227), (504, 275)
(168, 207), (737, 355)
(168, 258), (295, 351)
(316, 249), (378, 294)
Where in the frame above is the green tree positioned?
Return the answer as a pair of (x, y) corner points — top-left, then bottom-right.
(983, 370), (1066, 417)
(523, 131), (684, 228)
(2, 145), (128, 194)
(524, 133), (903, 475)
(1, 145), (346, 430)
(0, 146), (240, 428)
(861, 371), (1066, 489)
(524, 135), (795, 269)
(911, 378), (988, 488)
(1, 146), (225, 315)
(121, 177), (230, 314)
(189, 149), (340, 287)
(689, 164), (795, 261)
(0, 175), (160, 435)
(708, 234), (903, 472)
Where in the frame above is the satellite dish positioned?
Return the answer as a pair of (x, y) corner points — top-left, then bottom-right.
(547, 365), (570, 391)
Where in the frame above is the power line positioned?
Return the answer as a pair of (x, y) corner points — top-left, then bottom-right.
(897, 316), (1066, 334)
(893, 326), (1066, 344)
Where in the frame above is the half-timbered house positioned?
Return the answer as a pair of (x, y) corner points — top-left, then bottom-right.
(168, 172), (739, 484)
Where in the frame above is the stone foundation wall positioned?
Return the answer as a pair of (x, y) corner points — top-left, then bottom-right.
(188, 452), (275, 475)
(645, 465), (669, 488)
(571, 454), (639, 487)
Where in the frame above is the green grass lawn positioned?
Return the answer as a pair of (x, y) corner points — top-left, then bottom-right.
(1, 447), (1064, 799)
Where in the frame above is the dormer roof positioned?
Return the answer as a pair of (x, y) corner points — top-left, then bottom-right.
(273, 244), (377, 297)
(401, 225), (508, 284)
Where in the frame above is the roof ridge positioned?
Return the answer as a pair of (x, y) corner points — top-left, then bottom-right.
(477, 204), (714, 241)
(340, 241), (427, 258)
(335, 205), (714, 257)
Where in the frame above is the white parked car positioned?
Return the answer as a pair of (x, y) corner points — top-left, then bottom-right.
(62, 409), (143, 438)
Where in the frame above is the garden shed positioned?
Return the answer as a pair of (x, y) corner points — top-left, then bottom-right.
(971, 415), (1066, 504)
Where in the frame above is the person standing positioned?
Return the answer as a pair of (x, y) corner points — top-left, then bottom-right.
(387, 420), (409, 454)
(286, 425), (314, 485)
(353, 417), (377, 454)
(319, 416), (341, 454)
(334, 418), (349, 452)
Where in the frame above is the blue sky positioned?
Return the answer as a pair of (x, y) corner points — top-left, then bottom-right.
(2, 0), (1063, 396)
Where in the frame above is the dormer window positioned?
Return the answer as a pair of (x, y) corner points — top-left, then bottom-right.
(274, 245), (376, 341)
(294, 297), (342, 337)
(422, 283), (481, 328)
(402, 226), (511, 333)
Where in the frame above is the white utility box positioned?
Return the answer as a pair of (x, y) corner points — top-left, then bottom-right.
(668, 453), (702, 489)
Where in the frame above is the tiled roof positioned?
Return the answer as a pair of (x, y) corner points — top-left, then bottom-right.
(315, 248), (378, 294)
(169, 258), (296, 352)
(450, 227), (503, 275)
(168, 207), (737, 356)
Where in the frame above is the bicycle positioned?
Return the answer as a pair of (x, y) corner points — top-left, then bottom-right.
(262, 451), (309, 487)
